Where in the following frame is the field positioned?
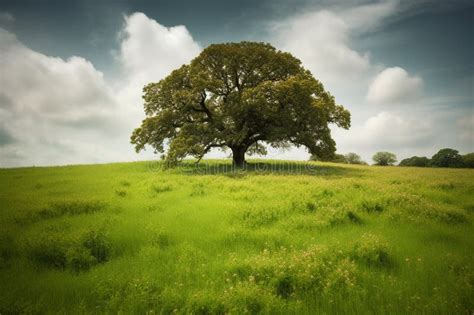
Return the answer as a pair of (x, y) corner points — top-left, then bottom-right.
(0, 160), (473, 314)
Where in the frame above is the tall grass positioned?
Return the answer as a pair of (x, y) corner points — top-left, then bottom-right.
(0, 160), (472, 313)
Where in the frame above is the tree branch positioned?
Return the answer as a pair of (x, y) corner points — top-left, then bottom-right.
(195, 142), (226, 164)
(199, 92), (213, 121)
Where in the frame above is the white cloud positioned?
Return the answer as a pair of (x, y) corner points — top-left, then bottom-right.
(0, 29), (125, 167)
(0, 30), (115, 122)
(367, 67), (423, 105)
(0, 13), (202, 167)
(333, 110), (434, 162)
(272, 10), (369, 87)
(119, 12), (201, 84)
(358, 111), (432, 147)
(115, 12), (201, 136)
(270, 1), (397, 95)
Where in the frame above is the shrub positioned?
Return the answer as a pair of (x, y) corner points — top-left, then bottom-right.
(241, 206), (286, 227)
(115, 190), (127, 197)
(221, 281), (282, 314)
(227, 244), (359, 300)
(306, 202), (317, 212)
(151, 184), (172, 194)
(360, 200), (385, 213)
(82, 230), (111, 263)
(151, 233), (171, 249)
(27, 234), (68, 269)
(186, 292), (226, 315)
(66, 246), (97, 272)
(37, 201), (106, 220)
(120, 180), (131, 187)
(347, 211), (363, 224)
(275, 275), (294, 298)
(435, 209), (468, 224)
(26, 230), (111, 271)
(0, 233), (15, 268)
(190, 183), (206, 196)
(351, 233), (391, 268)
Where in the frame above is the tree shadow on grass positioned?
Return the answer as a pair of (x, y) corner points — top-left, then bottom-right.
(146, 159), (366, 178)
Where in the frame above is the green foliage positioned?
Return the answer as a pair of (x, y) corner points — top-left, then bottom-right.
(310, 153), (345, 163)
(345, 152), (366, 164)
(360, 199), (385, 213)
(0, 160), (473, 314)
(82, 230), (111, 263)
(25, 230), (112, 271)
(462, 153), (474, 168)
(399, 156), (430, 167)
(310, 152), (366, 165)
(151, 184), (172, 194)
(48, 201), (105, 216)
(131, 42), (350, 167)
(431, 148), (464, 168)
(372, 151), (397, 166)
(0, 233), (15, 268)
(26, 233), (69, 269)
(351, 233), (392, 268)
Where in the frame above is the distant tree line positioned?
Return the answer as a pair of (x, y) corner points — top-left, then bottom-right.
(311, 148), (474, 168)
(310, 152), (367, 165)
(400, 148), (473, 168)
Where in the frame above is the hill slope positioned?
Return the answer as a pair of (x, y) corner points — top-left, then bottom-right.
(0, 160), (473, 313)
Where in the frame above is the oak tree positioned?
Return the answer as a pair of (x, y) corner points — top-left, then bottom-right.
(131, 42), (350, 167)
(372, 151), (397, 166)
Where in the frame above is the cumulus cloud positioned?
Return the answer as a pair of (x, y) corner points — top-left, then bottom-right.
(0, 13), (201, 167)
(0, 28), (123, 166)
(357, 111), (432, 147)
(119, 12), (201, 84)
(0, 30), (116, 124)
(115, 12), (202, 137)
(367, 67), (423, 105)
(333, 110), (435, 162)
(271, 1), (396, 93)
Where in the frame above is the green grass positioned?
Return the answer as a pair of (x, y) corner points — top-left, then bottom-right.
(0, 160), (473, 314)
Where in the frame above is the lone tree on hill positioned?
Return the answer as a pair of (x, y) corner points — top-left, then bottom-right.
(131, 42), (350, 167)
(373, 151), (397, 166)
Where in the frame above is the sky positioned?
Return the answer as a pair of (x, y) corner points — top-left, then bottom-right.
(0, 0), (473, 167)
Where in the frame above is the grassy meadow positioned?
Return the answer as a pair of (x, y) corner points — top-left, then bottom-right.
(0, 160), (473, 314)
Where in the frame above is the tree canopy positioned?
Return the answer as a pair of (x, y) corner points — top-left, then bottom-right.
(399, 156), (430, 167)
(430, 148), (464, 168)
(131, 42), (350, 167)
(372, 151), (397, 166)
(344, 152), (365, 165)
(462, 153), (474, 168)
(310, 152), (366, 165)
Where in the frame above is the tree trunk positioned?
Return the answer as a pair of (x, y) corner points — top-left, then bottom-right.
(231, 146), (246, 169)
